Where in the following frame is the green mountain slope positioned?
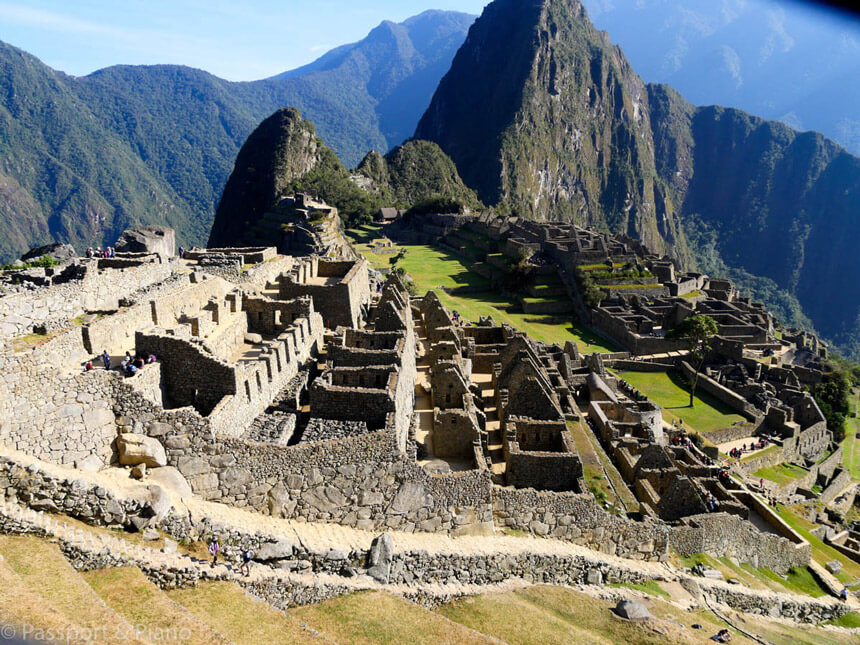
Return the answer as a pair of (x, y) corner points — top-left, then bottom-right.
(0, 10), (475, 260)
(415, 0), (860, 359)
(209, 111), (480, 248)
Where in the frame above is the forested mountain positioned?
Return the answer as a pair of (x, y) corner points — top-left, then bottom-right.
(208, 108), (479, 248)
(416, 0), (860, 359)
(0, 10), (475, 260)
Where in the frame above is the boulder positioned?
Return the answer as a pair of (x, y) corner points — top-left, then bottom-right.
(20, 242), (77, 264)
(614, 599), (651, 621)
(116, 433), (167, 468)
(131, 464), (147, 480)
(126, 484), (174, 530)
(74, 454), (102, 472)
(147, 466), (193, 501)
(142, 528), (160, 541)
(114, 226), (175, 258)
(255, 540), (295, 561)
(826, 560), (843, 575)
(366, 533), (394, 583)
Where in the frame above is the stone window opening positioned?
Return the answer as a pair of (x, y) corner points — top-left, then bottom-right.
(256, 372), (262, 392)
(244, 380), (251, 402)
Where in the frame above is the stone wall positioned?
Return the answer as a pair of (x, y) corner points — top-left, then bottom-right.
(492, 487), (668, 561)
(0, 259), (171, 339)
(669, 513), (810, 573)
(678, 361), (760, 420)
(0, 329), (119, 466)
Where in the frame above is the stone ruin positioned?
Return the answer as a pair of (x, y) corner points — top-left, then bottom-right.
(0, 224), (829, 584)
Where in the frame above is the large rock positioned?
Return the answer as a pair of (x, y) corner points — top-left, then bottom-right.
(114, 226), (175, 258)
(116, 433), (167, 468)
(20, 242), (77, 264)
(614, 599), (651, 621)
(255, 540), (295, 561)
(147, 466), (193, 501)
(366, 533), (394, 583)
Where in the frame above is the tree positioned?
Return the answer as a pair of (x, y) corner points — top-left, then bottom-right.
(667, 314), (719, 407)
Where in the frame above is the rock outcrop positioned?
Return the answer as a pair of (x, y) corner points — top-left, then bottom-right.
(114, 226), (175, 258)
(20, 243), (77, 264)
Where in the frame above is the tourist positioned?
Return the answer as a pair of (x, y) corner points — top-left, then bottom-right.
(121, 351), (132, 370)
(126, 363), (138, 377)
(179, 245), (185, 258)
(840, 587), (849, 602)
(240, 546), (252, 576)
(712, 628), (731, 642)
(86, 248), (94, 258)
(83, 361), (93, 372)
(101, 350), (111, 370)
(147, 353), (157, 364)
(209, 538), (220, 566)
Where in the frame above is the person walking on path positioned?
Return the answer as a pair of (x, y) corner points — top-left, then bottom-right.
(101, 350), (111, 370)
(240, 546), (252, 577)
(209, 537), (220, 567)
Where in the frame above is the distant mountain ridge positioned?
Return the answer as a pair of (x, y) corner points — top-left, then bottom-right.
(0, 10), (475, 260)
(580, 0), (860, 157)
(415, 0), (860, 359)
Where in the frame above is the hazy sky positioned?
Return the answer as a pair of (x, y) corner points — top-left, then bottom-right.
(0, 1), (489, 80)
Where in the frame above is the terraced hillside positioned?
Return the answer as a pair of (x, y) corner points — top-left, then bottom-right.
(2, 532), (856, 645)
(346, 224), (616, 353)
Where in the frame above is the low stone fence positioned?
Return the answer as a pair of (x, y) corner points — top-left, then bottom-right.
(679, 361), (759, 420)
(705, 423), (758, 446)
(607, 359), (672, 373)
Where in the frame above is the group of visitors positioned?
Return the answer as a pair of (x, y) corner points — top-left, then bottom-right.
(208, 537), (253, 576)
(704, 492), (721, 513)
(449, 310), (472, 327)
(671, 434), (693, 449)
(85, 350), (156, 376)
(728, 437), (769, 461)
(86, 247), (115, 259)
(711, 628), (731, 642)
(717, 468), (732, 487)
(121, 351), (157, 376)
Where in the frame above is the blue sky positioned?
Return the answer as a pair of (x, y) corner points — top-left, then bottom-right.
(0, 1), (489, 80)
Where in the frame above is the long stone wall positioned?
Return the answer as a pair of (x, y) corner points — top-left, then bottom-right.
(491, 487), (668, 560)
(678, 360), (760, 420)
(669, 512), (810, 573)
(0, 259), (171, 339)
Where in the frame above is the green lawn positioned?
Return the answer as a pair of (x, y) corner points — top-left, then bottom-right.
(842, 389), (860, 480)
(347, 228), (618, 354)
(754, 462), (809, 486)
(774, 505), (860, 582)
(616, 370), (746, 434)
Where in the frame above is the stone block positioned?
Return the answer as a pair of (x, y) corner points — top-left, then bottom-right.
(147, 466), (193, 501)
(116, 433), (167, 468)
(389, 482), (431, 515)
(367, 533), (393, 583)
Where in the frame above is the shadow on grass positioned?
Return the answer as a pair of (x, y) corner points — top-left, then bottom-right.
(666, 369), (746, 416)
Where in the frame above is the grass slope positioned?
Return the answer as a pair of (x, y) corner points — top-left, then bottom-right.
(82, 567), (231, 645)
(0, 536), (142, 644)
(617, 369), (746, 434)
(0, 545), (91, 643)
(291, 590), (493, 645)
(437, 585), (737, 645)
(167, 581), (325, 644)
(348, 225), (617, 353)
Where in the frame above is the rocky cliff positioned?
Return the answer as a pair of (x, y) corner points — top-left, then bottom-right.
(416, 0), (860, 357)
(208, 109), (328, 247)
